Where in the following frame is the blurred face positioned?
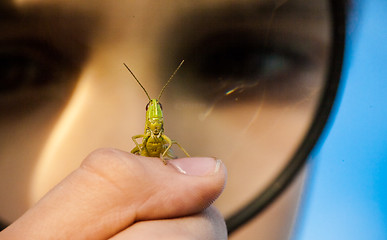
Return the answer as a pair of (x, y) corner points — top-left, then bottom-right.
(0, 0), (330, 238)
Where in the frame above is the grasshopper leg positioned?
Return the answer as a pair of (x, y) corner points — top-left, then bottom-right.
(131, 145), (139, 154)
(160, 155), (168, 165)
(161, 134), (190, 162)
(131, 134), (144, 155)
(161, 134), (173, 164)
(172, 140), (190, 157)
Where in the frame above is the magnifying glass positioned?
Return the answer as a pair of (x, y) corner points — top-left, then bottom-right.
(0, 0), (346, 237)
(158, 0), (346, 235)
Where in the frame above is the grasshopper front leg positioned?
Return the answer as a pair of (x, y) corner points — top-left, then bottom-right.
(161, 134), (173, 165)
(131, 134), (144, 154)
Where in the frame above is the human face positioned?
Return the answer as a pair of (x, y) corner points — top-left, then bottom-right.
(0, 0), (331, 237)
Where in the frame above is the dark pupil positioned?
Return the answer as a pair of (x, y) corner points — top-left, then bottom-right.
(146, 102), (149, 111)
(159, 102), (163, 110)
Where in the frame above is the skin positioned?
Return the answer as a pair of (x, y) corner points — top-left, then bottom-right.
(0, 149), (227, 239)
(0, 0), (330, 238)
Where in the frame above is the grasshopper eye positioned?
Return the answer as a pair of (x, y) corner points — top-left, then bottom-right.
(146, 102), (150, 111)
(159, 102), (163, 110)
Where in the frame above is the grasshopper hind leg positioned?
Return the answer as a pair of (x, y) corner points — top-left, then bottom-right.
(160, 141), (190, 165)
(160, 148), (176, 165)
(172, 140), (190, 157)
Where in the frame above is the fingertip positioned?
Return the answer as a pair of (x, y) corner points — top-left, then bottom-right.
(168, 157), (224, 176)
(168, 157), (227, 199)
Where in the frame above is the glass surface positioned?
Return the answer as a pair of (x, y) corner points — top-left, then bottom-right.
(0, 0), (331, 229)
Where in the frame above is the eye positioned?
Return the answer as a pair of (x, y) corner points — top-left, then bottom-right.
(0, 40), (80, 115)
(0, 42), (58, 93)
(158, 102), (163, 110)
(171, 30), (316, 105)
(146, 102), (150, 110)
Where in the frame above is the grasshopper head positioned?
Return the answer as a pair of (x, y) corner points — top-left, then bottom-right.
(146, 99), (163, 118)
(145, 99), (164, 135)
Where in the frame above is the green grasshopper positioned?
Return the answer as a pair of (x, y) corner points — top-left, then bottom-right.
(124, 60), (190, 164)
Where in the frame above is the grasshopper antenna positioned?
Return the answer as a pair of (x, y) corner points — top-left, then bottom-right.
(158, 60), (184, 100)
(124, 63), (151, 101)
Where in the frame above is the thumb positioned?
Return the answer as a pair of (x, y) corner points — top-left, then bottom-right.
(1, 148), (226, 240)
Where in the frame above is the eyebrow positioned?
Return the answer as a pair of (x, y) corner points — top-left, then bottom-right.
(158, 0), (329, 74)
(179, 1), (328, 36)
(184, 0), (328, 23)
(164, 0), (329, 44)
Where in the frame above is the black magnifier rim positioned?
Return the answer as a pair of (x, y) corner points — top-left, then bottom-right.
(226, 0), (347, 235)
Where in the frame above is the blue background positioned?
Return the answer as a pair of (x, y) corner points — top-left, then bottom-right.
(294, 0), (387, 239)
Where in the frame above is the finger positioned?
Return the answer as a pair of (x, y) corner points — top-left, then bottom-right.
(0, 148), (226, 240)
(110, 206), (227, 240)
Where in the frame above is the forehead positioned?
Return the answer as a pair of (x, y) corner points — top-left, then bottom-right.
(6, 0), (329, 34)
(11, 0), (327, 15)
(6, 0), (329, 49)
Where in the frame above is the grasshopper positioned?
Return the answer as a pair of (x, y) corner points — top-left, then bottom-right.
(124, 60), (190, 164)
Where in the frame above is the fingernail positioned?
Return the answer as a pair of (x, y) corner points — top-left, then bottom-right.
(169, 157), (222, 176)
